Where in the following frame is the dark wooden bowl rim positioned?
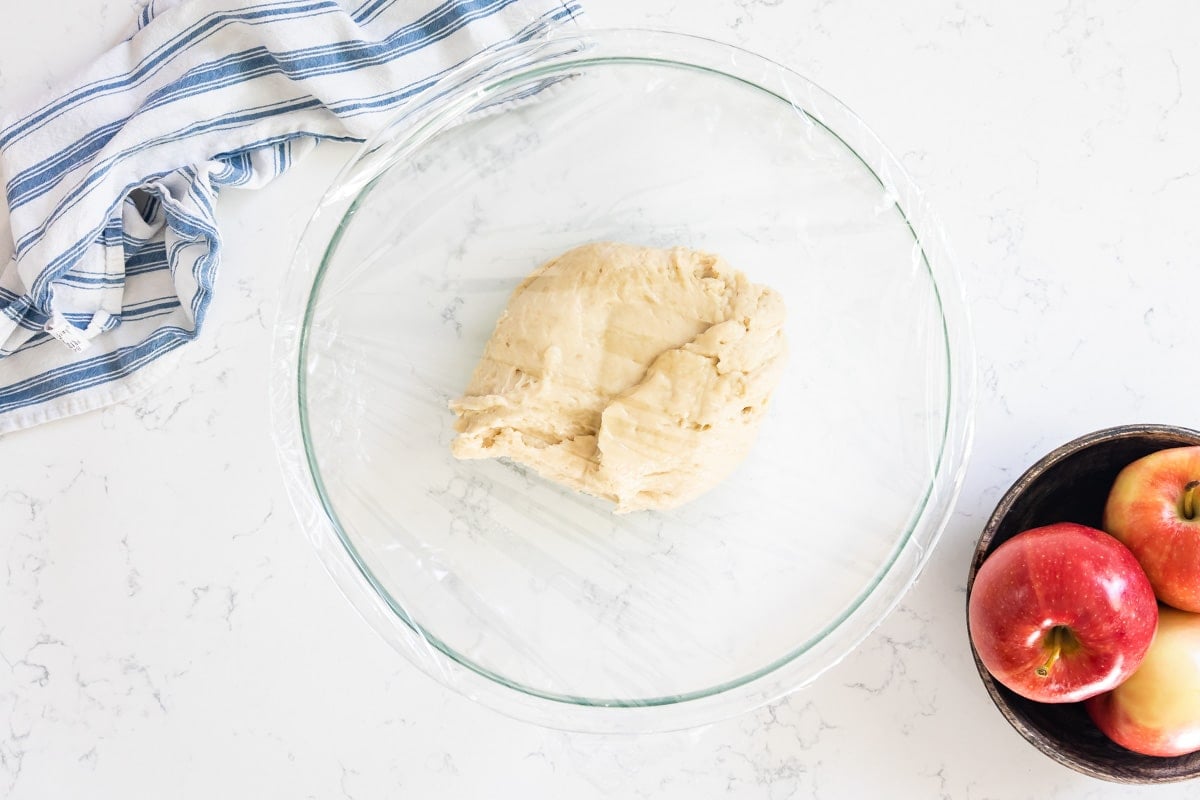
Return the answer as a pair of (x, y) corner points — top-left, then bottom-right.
(967, 423), (1200, 784)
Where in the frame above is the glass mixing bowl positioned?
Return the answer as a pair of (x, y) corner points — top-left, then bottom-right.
(272, 29), (975, 732)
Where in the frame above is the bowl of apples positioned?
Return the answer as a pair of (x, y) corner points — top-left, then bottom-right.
(967, 423), (1200, 783)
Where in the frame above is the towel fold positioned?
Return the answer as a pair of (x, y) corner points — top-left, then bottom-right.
(0, 0), (582, 433)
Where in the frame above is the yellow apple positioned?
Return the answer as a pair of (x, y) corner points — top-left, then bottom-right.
(1086, 606), (1200, 757)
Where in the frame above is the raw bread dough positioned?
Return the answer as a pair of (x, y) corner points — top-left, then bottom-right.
(449, 242), (788, 513)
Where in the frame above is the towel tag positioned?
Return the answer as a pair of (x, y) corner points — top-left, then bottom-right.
(44, 316), (93, 353)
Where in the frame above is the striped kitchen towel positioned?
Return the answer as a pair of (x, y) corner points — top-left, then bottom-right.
(0, 0), (582, 434)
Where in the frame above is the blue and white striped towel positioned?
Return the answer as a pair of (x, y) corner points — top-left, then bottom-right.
(0, 0), (582, 434)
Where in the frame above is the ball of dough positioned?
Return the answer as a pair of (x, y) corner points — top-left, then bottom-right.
(450, 242), (788, 513)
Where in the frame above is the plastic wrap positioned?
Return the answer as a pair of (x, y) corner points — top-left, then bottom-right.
(270, 29), (976, 733)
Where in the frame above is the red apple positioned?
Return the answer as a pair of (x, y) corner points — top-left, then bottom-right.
(1103, 445), (1200, 611)
(1086, 606), (1200, 757)
(968, 522), (1158, 703)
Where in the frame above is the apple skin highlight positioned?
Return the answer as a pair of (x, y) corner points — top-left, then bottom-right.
(1104, 446), (1200, 612)
(969, 523), (1158, 704)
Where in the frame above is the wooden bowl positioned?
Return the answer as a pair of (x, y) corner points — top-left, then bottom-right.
(967, 423), (1200, 783)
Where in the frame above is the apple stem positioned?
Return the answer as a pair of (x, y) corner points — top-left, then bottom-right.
(1037, 626), (1069, 678)
(1184, 481), (1200, 521)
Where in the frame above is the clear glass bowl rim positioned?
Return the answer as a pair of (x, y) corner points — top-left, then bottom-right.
(271, 27), (977, 733)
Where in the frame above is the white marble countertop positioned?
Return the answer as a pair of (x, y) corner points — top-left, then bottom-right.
(3, 2), (1199, 797)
